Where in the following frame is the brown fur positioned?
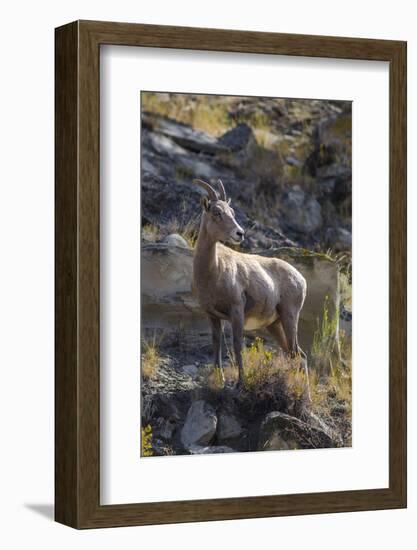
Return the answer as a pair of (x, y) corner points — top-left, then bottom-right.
(192, 179), (310, 396)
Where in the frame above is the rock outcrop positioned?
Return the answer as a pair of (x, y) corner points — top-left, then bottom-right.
(141, 104), (352, 252)
(142, 239), (340, 353)
(141, 366), (345, 457)
(258, 411), (340, 451)
(181, 400), (217, 451)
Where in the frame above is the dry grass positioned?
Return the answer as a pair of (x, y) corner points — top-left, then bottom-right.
(164, 213), (199, 249)
(205, 337), (308, 402)
(309, 364), (351, 414)
(242, 338), (279, 389)
(141, 202), (199, 249)
(235, 110), (271, 132)
(242, 338), (308, 399)
(308, 298), (352, 444)
(141, 334), (165, 380)
(142, 223), (161, 242)
(141, 92), (328, 141)
(339, 269), (352, 310)
(142, 92), (233, 137)
(204, 331), (351, 445)
(311, 295), (339, 375)
(206, 368), (226, 391)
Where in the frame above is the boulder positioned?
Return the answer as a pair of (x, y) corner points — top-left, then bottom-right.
(141, 103), (351, 254)
(217, 413), (243, 440)
(258, 411), (339, 451)
(303, 410), (343, 447)
(218, 123), (256, 153)
(325, 227), (352, 251)
(281, 185), (323, 233)
(147, 131), (189, 158)
(181, 400), (217, 450)
(143, 360), (198, 398)
(162, 233), (190, 249)
(141, 241), (208, 342)
(261, 431), (298, 451)
(141, 242), (340, 353)
(158, 417), (177, 440)
(189, 445), (235, 454)
(142, 111), (227, 155)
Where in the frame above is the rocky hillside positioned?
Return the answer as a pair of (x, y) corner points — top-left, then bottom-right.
(140, 93), (352, 457)
(142, 357), (347, 457)
(141, 94), (352, 253)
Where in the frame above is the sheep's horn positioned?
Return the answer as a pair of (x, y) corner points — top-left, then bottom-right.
(217, 179), (227, 201)
(193, 179), (219, 201)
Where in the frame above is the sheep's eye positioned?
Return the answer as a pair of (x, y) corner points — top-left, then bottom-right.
(213, 211), (222, 219)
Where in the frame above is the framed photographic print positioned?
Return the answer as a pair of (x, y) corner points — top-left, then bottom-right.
(55, 20), (407, 528)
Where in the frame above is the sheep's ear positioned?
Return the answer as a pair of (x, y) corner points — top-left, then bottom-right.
(202, 196), (211, 211)
(227, 198), (232, 205)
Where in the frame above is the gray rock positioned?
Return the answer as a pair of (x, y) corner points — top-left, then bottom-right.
(148, 131), (189, 158)
(217, 413), (243, 440)
(146, 129), (219, 181)
(325, 227), (352, 251)
(317, 164), (351, 182)
(181, 400), (217, 450)
(285, 156), (302, 167)
(303, 411), (343, 447)
(340, 305), (352, 322)
(143, 360), (198, 397)
(162, 233), (190, 249)
(262, 432), (298, 451)
(318, 178), (337, 195)
(333, 175), (352, 202)
(189, 445), (235, 454)
(141, 156), (159, 177)
(218, 123), (256, 152)
(142, 111), (227, 155)
(282, 186), (323, 233)
(182, 364), (199, 378)
(258, 411), (339, 451)
(158, 418), (177, 440)
(340, 305), (352, 339)
(178, 156), (218, 181)
(141, 241), (209, 344)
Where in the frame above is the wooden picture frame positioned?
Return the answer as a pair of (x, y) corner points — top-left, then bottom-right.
(55, 20), (407, 528)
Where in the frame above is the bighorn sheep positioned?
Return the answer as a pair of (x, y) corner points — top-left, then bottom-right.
(192, 178), (310, 396)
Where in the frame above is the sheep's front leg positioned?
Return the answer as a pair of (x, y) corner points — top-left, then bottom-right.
(230, 305), (244, 387)
(209, 316), (224, 383)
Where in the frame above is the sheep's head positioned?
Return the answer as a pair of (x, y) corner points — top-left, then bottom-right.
(193, 179), (245, 245)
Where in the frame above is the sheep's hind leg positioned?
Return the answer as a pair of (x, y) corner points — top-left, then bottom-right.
(267, 319), (289, 353)
(297, 344), (311, 402)
(279, 309), (311, 401)
(209, 316), (225, 384)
